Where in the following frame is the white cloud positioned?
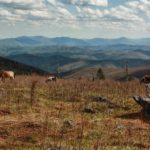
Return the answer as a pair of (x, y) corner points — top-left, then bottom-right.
(0, 0), (51, 23)
(0, 0), (150, 36)
(0, 0), (45, 10)
(88, 0), (108, 6)
(0, 8), (23, 22)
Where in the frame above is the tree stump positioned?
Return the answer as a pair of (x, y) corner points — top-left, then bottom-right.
(133, 96), (150, 117)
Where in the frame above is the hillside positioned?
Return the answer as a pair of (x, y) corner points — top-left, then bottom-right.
(0, 56), (49, 75)
(6, 47), (150, 73)
(65, 66), (150, 80)
(7, 53), (78, 73)
(1, 36), (150, 74)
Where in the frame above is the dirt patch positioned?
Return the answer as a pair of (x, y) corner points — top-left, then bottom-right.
(18, 121), (42, 129)
(16, 135), (37, 143)
(8, 121), (45, 144)
(0, 127), (9, 138)
(0, 108), (11, 115)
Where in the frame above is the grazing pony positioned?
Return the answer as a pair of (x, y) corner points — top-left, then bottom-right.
(45, 76), (57, 82)
(0, 70), (15, 81)
(140, 75), (150, 84)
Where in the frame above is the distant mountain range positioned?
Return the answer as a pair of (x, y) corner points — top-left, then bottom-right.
(1, 36), (150, 47)
(0, 36), (150, 75)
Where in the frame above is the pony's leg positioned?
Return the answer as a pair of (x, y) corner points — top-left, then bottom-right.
(10, 77), (14, 81)
(2, 77), (5, 82)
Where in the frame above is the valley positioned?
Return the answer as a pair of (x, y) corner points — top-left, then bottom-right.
(0, 36), (150, 77)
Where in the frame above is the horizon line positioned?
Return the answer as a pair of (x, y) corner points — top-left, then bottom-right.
(1, 35), (150, 40)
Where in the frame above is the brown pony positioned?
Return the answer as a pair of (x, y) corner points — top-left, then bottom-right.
(140, 75), (150, 84)
(45, 76), (57, 82)
(0, 70), (15, 81)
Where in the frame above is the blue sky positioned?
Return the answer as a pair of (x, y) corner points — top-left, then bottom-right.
(109, 0), (127, 6)
(0, 0), (150, 38)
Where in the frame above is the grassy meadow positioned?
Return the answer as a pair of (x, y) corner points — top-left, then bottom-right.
(0, 75), (149, 149)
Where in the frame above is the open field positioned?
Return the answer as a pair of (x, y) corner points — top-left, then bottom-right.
(0, 75), (149, 149)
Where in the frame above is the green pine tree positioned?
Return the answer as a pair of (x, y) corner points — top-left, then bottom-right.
(96, 68), (105, 80)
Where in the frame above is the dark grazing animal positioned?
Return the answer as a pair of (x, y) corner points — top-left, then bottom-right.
(0, 70), (15, 81)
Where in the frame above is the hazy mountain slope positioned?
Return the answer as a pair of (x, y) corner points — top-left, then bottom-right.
(7, 51), (150, 74)
(7, 46), (150, 72)
(7, 53), (78, 72)
(0, 56), (49, 75)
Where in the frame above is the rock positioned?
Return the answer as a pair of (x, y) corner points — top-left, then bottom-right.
(61, 120), (76, 134)
(92, 96), (107, 102)
(62, 120), (76, 129)
(133, 96), (150, 117)
(91, 96), (118, 109)
(92, 96), (129, 111)
(91, 96), (114, 106)
(82, 106), (96, 114)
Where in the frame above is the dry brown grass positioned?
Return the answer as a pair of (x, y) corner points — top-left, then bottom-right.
(0, 75), (149, 149)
